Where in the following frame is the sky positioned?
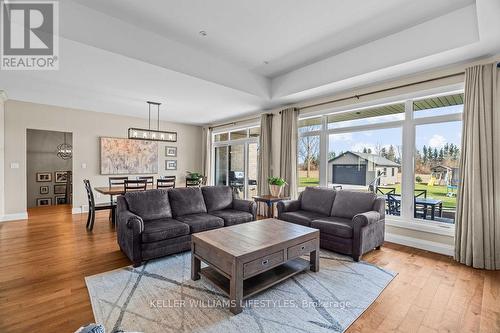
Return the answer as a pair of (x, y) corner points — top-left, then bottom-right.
(328, 121), (462, 158)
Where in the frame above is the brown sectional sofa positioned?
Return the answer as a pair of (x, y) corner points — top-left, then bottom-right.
(277, 187), (385, 261)
(116, 186), (257, 267)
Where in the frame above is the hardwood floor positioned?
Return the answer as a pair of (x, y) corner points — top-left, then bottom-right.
(0, 206), (498, 332)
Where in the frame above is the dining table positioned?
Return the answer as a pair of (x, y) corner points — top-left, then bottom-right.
(387, 195), (443, 220)
(94, 184), (156, 196)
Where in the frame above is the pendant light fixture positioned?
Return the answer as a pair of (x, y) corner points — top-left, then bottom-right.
(128, 101), (177, 142)
(56, 132), (72, 160)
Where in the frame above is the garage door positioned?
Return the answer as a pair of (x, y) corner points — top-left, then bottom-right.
(332, 165), (366, 185)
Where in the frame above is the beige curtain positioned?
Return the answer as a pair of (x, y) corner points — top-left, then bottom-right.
(455, 63), (500, 270)
(201, 127), (212, 185)
(257, 114), (273, 195)
(280, 108), (298, 199)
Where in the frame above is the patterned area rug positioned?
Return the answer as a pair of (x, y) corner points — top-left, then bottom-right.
(85, 250), (396, 333)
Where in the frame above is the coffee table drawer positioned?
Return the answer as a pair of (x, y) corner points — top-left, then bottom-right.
(288, 239), (317, 259)
(243, 251), (284, 278)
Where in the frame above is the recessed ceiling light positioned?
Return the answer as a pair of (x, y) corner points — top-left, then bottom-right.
(199, 30), (207, 37)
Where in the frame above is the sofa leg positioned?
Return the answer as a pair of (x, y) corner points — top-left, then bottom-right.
(376, 246), (381, 250)
(353, 256), (361, 262)
(133, 261), (142, 268)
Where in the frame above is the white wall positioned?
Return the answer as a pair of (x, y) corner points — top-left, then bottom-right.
(0, 92), (5, 218)
(4, 100), (202, 216)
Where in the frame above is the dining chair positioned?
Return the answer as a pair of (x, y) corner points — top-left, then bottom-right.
(124, 179), (147, 192)
(83, 179), (115, 231)
(386, 193), (401, 216)
(157, 176), (176, 188)
(108, 176), (128, 221)
(138, 176), (154, 185)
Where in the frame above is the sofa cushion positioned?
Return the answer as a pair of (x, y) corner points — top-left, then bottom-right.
(311, 217), (354, 239)
(201, 186), (233, 212)
(279, 210), (327, 227)
(124, 189), (172, 220)
(175, 213), (224, 233)
(300, 187), (337, 215)
(331, 190), (377, 219)
(209, 209), (253, 226)
(169, 187), (207, 217)
(141, 218), (190, 243)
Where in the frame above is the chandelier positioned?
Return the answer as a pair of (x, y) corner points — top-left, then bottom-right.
(57, 133), (72, 160)
(128, 101), (177, 142)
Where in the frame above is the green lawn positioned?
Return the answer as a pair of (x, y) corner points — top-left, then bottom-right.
(299, 177), (319, 188)
(385, 183), (457, 209)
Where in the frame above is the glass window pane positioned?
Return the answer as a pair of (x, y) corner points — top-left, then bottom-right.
(249, 126), (260, 138)
(247, 143), (258, 198)
(298, 134), (320, 192)
(229, 129), (247, 140)
(229, 144), (245, 198)
(413, 93), (463, 118)
(214, 146), (228, 185)
(214, 132), (228, 142)
(299, 117), (322, 134)
(415, 121), (462, 223)
(327, 103), (405, 129)
(328, 127), (402, 217)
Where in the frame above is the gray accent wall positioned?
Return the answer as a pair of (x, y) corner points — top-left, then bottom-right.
(26, 129), (72, 208)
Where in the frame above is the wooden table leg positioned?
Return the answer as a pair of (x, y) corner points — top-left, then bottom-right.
(229, 261), (243, 314)
(310, 246), (320, 272)
(191, 244), (201, 281)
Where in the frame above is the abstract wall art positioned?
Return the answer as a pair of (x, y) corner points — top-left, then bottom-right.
(100, 137), (158, 175)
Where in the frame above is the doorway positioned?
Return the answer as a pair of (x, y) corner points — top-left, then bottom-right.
(26, 129), (73, 209)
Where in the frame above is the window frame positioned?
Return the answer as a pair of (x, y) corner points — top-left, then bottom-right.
(211, 124), (260, 199)
(298, 87), (463, 234)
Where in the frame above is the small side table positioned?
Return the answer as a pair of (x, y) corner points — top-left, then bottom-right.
(252, 195), (291, 218)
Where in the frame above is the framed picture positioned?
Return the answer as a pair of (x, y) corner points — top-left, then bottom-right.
(54, 184), (67, 195)
(54, 171), (69, 183)
(165, 146), (177, 157)
(37, 198), (52, 206)
(54, 195), (67, 205)
(100, 137), (158, 175)
(40, 186), (49, 194)
(165, 160), (177, 171)
(36, 172), (52, 182)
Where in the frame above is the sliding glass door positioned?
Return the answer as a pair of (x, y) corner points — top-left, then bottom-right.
(212, 127), (259, 199)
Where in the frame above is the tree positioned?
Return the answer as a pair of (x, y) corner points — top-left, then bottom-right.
(298, 130), (320, 178)
(422, 145), (428, 164)
(328, 151), (336, 161)
(387, 145), (396, 162)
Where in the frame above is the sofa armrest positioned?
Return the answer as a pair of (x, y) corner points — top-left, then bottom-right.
(276, 199), (301, 215)
(372, 197), (386, 220)
(233, 198), (257, 220)
(352, 211), (382, 229)
(116, 196), (144, 266)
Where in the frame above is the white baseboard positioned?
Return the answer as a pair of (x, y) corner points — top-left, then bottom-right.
(72, 206), (88, 214)
(0, 212), (28, 222)
(385, 232), (454, 256)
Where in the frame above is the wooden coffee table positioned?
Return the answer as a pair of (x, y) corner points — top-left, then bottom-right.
(191, 218), (320, 314)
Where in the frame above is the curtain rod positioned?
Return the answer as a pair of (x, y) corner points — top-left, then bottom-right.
(298, 72), (465, 111)
(209, 114), (272, 130)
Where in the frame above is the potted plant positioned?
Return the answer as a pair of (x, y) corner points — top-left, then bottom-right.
(267, 176), (287, 197)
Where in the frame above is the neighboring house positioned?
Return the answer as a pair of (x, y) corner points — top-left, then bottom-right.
(328, 151), (400, 186)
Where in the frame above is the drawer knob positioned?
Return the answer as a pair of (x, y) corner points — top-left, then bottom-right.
(301, 246), (306, 250)
(262, 259), (269, 265)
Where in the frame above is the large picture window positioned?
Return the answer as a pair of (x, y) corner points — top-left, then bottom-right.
(298, 91), (463, 227)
